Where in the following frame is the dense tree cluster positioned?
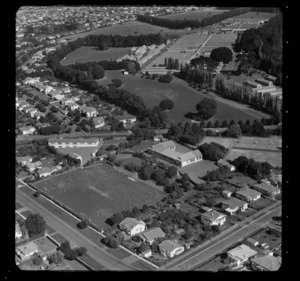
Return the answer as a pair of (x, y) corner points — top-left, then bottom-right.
(234, 14), (282, 84)
(204, 166), (231, 181)
(136, 8), (252, 30)
(165, 57), (180, 70)
(59, 241), (78, 260)
(25, 213), (46, 238)
(159, 98), (175, 111)
(190, 56), (220, 72)
(198, 142), (228, 161)
(178, 64), (213, 90)
(195, 98), (217, 121)
(167, 122), (206, 146)
(210, 47), (233, 64)
(158, 73), (173, 83)
(232, 156), (273, 180)
(225, 124), (242, 138)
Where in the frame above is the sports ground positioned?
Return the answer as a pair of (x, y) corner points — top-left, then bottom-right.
(34, 163), (164, 228)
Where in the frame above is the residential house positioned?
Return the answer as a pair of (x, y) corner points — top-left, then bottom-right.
(201, 210), (226, 226)
(48, 90), (62, 98)
(260, 179), (271, 185)
(60, 97), (74, 105)
(44, 86), (54, 95)
(18, 102), (30, 111)
(246, 238), (259, 247)
(252, 183), (280, 198)
(251, 255), (282, 271)
(38, 166), (62, 178)
(28, 108), (38, 118)
(16, 99), (27, 108)
(244, 80), (262, 89)
(141, 249), (152, 258)
(15, 222), (22, 239)
(26, 161), (42, 173)
(119, 217), (146, 236)
(217, 159), (235, 171)
(113, 113), (136, 125)
(33, 112), (45, 121)
(227, 244), (258, 265)
(66, 102), (79, 111)
(222, 190), (232, 198)
(16, 242), (39, 261)
(265, 75), (277, 84)
(16, 156), (32, 166)
(33, 236), (57, 261)
(235, 188), (261, 203)
(20, 126), (36, 135)
(153, 135), (164, 142)
(23, 77), (40, 85)
(24, 106), (34, 114)
(255, 78), (273, 87)
(221, 198), (248, 215)
(53, 94), (65, 101)
(159, 240), (184, 258)
(93, 117), (105, 128)
(80, 106), (98, 118)
(48, 138), (100, 148)
(149, 140), (202, 167)
(139, 227), (166, 245)
(59, 86), (71, 93)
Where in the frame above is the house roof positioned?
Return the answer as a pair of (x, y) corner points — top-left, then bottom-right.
(252, 183), (280, 194)
(202, 210), (226, 221)
(33, 236), (57, 254)
(93, 117), (105, 124)
(139, 227), (165, 242)
(16, 156), (32, 163)
(222, 190), (232, 195)
(260, 179), (270, 184)
(16, 242), (38, 255)
(179, 150), (202, 162)
(254, 85), (277, 92)
(222, 198), (247, 209)
(38, 166), (58, 175)
(245, 80), (261, 88)
(217, 159), (233, 168)
(114, 113), (136, 121)
(20, 126), (35, 132)
(247, 238), (259, 245)
(236, 188), (261, 199)
(227, 244), (258, 260)
(251, 255), (282, 271)
(119, 217), (144, 231)
(255, 77), (272, 84)
(159, 240), (183, 253)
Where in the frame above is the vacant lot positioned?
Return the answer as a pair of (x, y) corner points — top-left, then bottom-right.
(35, 164), (164, 228)
(199, 137), (238, 150)
(62, 21), (193, 42)
(60, 46), (131, 66)
(226, 149), (282, 168)
(179, 160), (218, 184)
(158, 7), (226, 21)
(98, 71), (268, 124)
(234, 136), (282, 151)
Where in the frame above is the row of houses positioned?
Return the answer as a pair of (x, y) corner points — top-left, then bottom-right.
(118, 217), (185, 258)
(244, 76), (282, 97)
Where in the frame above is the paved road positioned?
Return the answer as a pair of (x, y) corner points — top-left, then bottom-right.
(162, 204), (281, 271)
(16, 189), (135, 271)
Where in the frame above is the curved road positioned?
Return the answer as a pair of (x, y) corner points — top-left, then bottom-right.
(16, 188), (136, 271)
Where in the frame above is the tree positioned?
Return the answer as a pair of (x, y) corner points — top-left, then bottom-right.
(131, 206), (141, 218)
(34, 190), (40, 198)
(139, 164), (154, 180)
(108, 238), (119, 248)
(109, 212), (125, 226)
(221, 120), (228, 128)
(76, 247), (87, 256)
(206, 121), (213, 128)
(126, 61), (136, 74)
(159, 98), (175, 111)
(31, 253), (43, 266)
(210, 47), (233, 64)
(158, 73), (173, 83)
(111, 79), (122, 88)
(227, 124), (242, 138)
(48, 251), (64, 265)
(196, 98), (217, 121)
(139, 243), (149, 253)
(77, 219), (89, 229)
(92, 64), (105, 79)
(166, 166), (178, 178)
(25, 213), (46, 237)
(59, 241), (78, 260)
(214, 120), (220, 128)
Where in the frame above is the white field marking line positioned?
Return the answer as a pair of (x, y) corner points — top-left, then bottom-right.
(171, 206), (280, 269)
(16, 177), (160, 270)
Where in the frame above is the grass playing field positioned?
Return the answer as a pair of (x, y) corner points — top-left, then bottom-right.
(60, 46), (131, 66)
(97, 70), (271, 124)
(34, 163), (164, 227)
(158, 7), (227, 21)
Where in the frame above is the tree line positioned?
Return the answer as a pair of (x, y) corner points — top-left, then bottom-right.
(136, 8), (252, 30)
(164, 57), (180, 70)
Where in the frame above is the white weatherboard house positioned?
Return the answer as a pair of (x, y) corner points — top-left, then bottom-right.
(201, 210), (226, 226)
(20, 126), (36, 135)
(227, 244), (258, 265)
(235, 188), (261, 203)
(119, 217), (146, 236)
(93, 117), (105, 129)
(16, 242), (39, 261)
(159, 240), (184, 258)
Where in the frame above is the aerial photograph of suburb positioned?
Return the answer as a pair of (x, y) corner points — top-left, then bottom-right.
(15, 5), (282, 271)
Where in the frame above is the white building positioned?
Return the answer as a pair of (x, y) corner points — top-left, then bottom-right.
(20, 126), (36, 135)
(201, 210), (226, 226)
(48, 138), (99, 148)
(119, 217), (146, 236)
(159, 240), (184, 258)
(16, 242), (39, 261)
(227, 244), (258, 265)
